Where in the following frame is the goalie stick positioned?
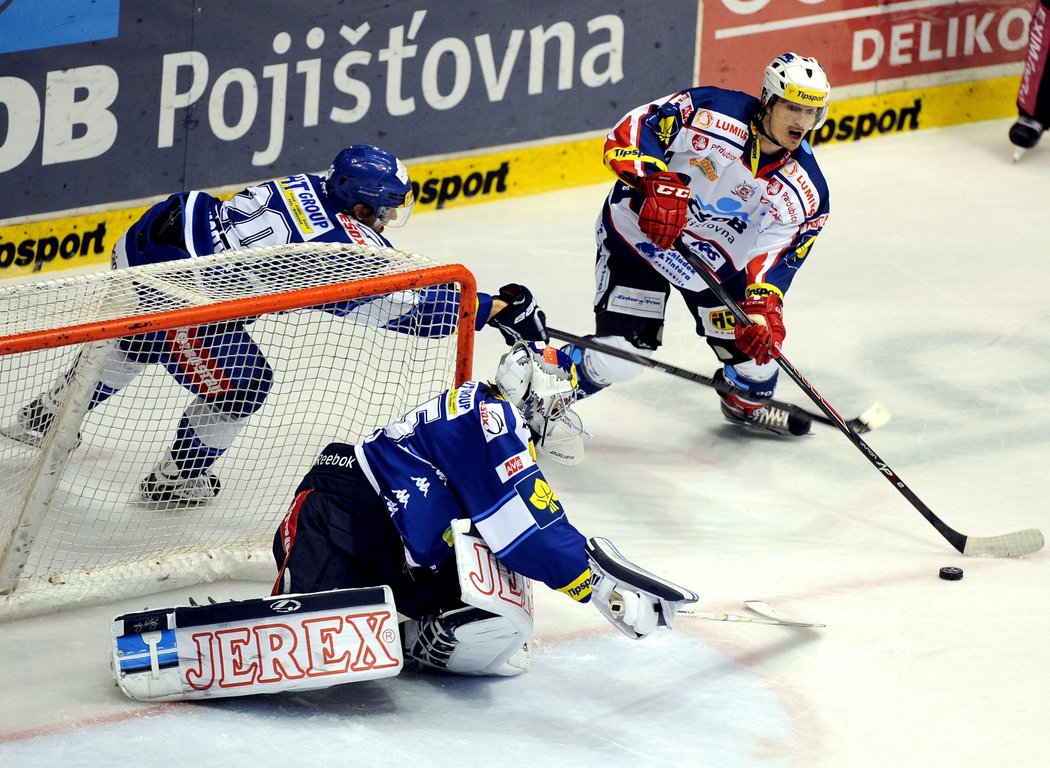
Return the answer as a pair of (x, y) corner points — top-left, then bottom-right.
(672, 238), (1044, 558)
(677, 600), (825, 628)
(548, 326), (890, 434)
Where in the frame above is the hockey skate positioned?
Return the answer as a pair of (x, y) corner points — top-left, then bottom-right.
(715, 371), (811, 437)
(0, 398), (80, 448)
(1009, 115), (1045, 161)
(139, 452), (221, 504)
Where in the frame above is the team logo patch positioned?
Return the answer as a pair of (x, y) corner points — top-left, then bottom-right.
(691, 133), (710, 151)
(515, 476), (563, 529)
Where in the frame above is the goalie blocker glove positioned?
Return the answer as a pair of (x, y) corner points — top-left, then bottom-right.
(487, 283), (550, 345)
(586, 537), (698, 639)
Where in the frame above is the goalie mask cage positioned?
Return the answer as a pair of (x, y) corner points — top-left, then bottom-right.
(0, 243), (476, 621)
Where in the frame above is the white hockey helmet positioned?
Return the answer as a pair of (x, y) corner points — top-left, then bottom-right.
(493, 342), (583, 462)
(760, 53), (831, 130)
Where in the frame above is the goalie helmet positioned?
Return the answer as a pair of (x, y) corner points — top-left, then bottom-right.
(324, 144), (415, 228)
(760, 53), (831, 130)
(493, 342), (581, 455)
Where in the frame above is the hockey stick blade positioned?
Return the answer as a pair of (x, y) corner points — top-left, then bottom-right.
(743, 600), (824, 627)
(677, 602), (824, 628)
(848, 401), (892, 434)
(670, 238), (1045, 558)
(962, 528), (1044, 558)
(548, 326), (888, 433)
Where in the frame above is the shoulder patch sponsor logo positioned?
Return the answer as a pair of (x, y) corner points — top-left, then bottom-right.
(496, 449), (534, 483)
(479, 401), (507, 441)
(446, 381), (478, 420)
(277, 175), (333, 240)
(336, 212), (368, 245)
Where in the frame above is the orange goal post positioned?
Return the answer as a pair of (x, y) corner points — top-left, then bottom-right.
(0, 243), (476, 621)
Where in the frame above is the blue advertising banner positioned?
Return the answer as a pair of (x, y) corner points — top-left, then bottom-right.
(0, 0), (697, 220)
(0, 0), (121, 54)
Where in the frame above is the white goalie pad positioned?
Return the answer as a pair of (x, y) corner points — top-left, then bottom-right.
(438, 518), (535, 675)
(111, 586), (403, 702)
(586, 537), (699, 640)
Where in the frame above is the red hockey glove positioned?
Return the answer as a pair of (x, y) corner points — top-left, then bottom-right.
(734, 294), (785, 365)
(638, 171), (690, 250)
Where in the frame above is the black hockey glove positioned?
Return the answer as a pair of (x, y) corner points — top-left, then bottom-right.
(487, 283), (549, 345)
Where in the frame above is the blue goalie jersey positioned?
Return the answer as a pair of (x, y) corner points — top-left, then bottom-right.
(353, 381), (592, 602)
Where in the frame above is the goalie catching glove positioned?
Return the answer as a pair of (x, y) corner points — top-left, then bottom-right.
(487, 283), (550, 345)
(586, 537), (698, 639)
(734, 292), (786, 366)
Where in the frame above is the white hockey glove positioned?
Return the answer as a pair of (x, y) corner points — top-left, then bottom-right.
(586, 537), (698, 640)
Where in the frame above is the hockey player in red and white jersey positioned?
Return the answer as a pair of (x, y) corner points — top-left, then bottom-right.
(1010, 1), (1050, 156)
(564, 53), (832, 436)
(4, 145), (548, 504)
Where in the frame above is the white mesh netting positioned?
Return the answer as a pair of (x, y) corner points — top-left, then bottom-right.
(0, 243), (474, 620)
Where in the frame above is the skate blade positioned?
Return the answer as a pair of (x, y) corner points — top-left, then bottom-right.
(0, 423), (43, 447)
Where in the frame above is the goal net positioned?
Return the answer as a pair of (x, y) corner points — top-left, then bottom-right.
(0, 243), (476, 621)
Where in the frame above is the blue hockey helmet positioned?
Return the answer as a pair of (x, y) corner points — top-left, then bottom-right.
(324, 144), (414, 228)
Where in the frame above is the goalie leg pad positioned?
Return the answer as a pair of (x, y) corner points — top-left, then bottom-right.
(398, 518), (535, 676)
(111, 586), (403, 702)
(586, 537), (698, 639)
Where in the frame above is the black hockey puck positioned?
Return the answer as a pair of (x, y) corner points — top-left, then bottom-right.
(939, 566), (964, 581)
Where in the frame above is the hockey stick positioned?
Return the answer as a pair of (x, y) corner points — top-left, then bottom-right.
(672, 238), (1044, 558)
(548, 326), (890, 434)
(677, 600), (824, 628)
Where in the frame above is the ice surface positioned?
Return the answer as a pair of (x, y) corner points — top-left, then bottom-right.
(1, 119), (1048, 768)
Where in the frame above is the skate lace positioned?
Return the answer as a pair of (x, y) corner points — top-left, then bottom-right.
(747, 406), (791, 430)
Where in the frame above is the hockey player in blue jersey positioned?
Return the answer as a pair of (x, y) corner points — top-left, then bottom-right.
(271, 342), (698, 677)
(5, 144), (548, 503)
(565, 53), (832, 436)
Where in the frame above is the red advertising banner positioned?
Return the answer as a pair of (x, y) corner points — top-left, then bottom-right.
(700, 0), (1032, 93)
